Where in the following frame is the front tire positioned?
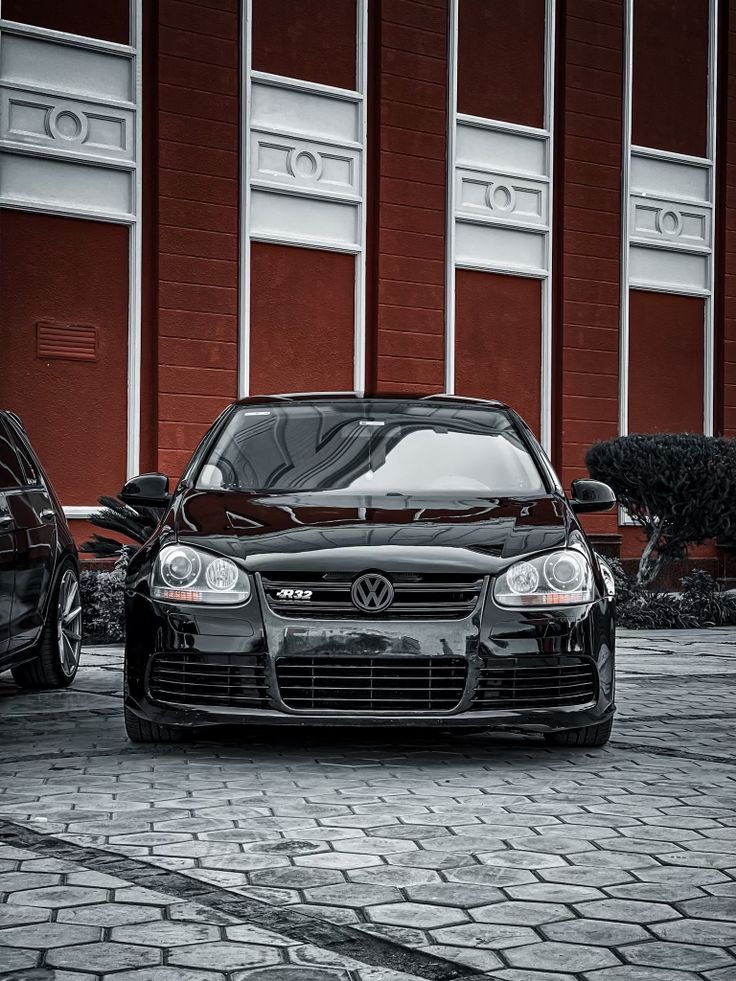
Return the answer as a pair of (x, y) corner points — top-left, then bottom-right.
(11, 564), (82, 690)
(124, 703), (188, 743)
(544, 717), (613, 748)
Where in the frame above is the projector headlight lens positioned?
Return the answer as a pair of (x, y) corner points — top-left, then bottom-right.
(495, 550), (594, 607)
(152, 545), (250, 605)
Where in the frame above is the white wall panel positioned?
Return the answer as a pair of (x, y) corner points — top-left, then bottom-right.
(0, 153), (132, 218)
(250, 187), (359, 249)
(251, 77), (360, 144)
(0, 30), (134, 102)
(455, 221), (546, 276)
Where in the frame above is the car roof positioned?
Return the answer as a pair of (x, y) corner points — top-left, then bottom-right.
(0, 409), (25, 431)
(231, 393), (512, 411)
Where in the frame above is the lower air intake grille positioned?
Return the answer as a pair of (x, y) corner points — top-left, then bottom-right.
(472, 656), (597, 710)
(276, 656), (468, 712)
(149, 654), (269, 709)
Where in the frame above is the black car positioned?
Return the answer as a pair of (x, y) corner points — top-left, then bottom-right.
(0, 411), (82, 688)
(122, 395), (616, 746)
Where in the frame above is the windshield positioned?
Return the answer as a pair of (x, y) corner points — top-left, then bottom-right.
(195, 401), (546, 496)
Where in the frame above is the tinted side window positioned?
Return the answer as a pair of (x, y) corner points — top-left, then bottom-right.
(9, 426), (39, 486)
(0, 420), (25, 490)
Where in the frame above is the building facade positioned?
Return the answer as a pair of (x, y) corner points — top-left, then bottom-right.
(0, 0), (732, 561)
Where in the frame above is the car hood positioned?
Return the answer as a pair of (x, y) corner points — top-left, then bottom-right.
(173, 489), (572, 574)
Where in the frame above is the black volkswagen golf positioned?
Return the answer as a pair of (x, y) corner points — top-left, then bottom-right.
(122, 395), (616, 746)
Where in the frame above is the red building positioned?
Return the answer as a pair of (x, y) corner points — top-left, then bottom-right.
(0, 0), (732, 564)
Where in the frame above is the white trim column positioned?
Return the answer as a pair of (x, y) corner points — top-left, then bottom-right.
(619, 0), (719, 440)
(238, 0), (369, 398)
(445, 0), (556, 453)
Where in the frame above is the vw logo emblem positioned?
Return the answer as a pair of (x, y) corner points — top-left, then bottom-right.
(351, 573), (394, 614)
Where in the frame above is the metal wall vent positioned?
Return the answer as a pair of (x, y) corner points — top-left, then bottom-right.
(36, 321), (98, 362)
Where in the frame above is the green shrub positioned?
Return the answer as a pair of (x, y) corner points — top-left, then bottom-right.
(80, 550), (128, 643)
(610, 562), (736, 630)
(586, 434), (736, 585)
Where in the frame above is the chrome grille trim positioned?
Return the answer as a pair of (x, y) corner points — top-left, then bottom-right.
(261, 572), (485, 620)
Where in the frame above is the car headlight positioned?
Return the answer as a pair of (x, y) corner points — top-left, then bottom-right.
(494, 550), (594, 607)
(151, 545), (251, 605)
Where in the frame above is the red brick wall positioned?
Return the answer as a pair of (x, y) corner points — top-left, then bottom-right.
(632, 0), (709, 157)
(2, 0), (128, 43)
(374, 0), (447, 394)
(154, 0), (240, 478)
(249, 244), (355, 395)
(0, 213), (129, 506)
(455, 272), (542, 431)
(252, 0), (356, 89)
(628, 291), (705, 434)
(559, 0), (623, 532)
(457, 0), (545, 127)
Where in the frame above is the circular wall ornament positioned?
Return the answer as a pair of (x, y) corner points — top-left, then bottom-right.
(48, 106), (88, 145)
(657, 208), (683, 237)
(288, 148), (322, 181)
(486, 182), (516, 214)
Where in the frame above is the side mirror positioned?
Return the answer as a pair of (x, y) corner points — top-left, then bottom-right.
(120, 473), (171, 509)
(570, 479), (616, 514)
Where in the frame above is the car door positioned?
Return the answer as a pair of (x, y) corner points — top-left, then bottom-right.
(0, 422), (19, 661)
(1, 420), (58, 656)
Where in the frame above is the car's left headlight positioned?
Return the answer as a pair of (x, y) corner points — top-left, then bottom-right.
(151, 544), (251, 605)
(494, 549), (595, 607)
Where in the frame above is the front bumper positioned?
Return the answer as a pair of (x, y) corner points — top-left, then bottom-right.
(125, 575), (615, 733)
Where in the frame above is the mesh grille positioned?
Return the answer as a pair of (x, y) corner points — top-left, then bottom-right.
(472, 656), (597, 710)
(149, 654), (269, 709)
(276, 656), (468, 712)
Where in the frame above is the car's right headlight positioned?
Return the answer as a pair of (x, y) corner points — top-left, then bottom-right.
(151, 544), (251, 605)
(494, 550), (595, 607)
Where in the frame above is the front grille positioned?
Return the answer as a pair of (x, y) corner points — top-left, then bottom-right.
(149, 654), (270, 709)
(276, 656), (468, 712)
(472, 656), (597, 710)
(262, 572), (484, 620)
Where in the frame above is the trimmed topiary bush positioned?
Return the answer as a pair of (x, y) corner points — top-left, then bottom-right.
(586, 434), (736, 585)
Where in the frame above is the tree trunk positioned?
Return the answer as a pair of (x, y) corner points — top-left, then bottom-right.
(637, 518), (666, 586)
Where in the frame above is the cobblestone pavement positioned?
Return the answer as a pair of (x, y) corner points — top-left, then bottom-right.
(0, 629), (735, 981)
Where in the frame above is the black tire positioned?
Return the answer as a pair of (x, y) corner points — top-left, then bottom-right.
(544, 717), (613, 748)
(11, 562), (81, 690)
(124, 702), (188, 743)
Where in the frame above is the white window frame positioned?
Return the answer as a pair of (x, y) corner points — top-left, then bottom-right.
(0, 1), (143, 520)
(238, 0), (369, 399)
(445, 0), (556, 454)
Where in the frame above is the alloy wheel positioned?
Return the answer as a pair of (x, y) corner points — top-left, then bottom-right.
(57, 569), (82, 677)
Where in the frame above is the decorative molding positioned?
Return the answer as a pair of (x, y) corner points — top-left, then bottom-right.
(239, 3), (369, 396)
(453, 119), (550, 276)
(247, 76), (363, 251)
(445, 0), (555, 452)
(628, 148), (713, 294)
(0, 19), (138, 222)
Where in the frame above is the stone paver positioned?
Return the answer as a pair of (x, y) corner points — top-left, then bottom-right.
(0, 629), (736, 979)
